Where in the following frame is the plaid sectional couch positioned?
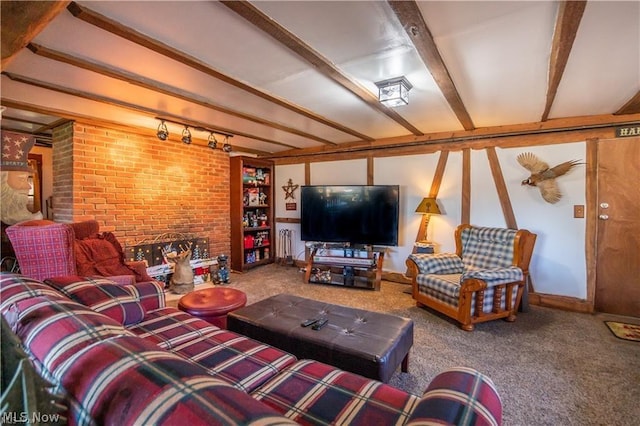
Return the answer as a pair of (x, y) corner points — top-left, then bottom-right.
(1, 272), (503, 425)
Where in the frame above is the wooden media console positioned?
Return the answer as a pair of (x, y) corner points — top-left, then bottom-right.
(304, 246), (384, 291)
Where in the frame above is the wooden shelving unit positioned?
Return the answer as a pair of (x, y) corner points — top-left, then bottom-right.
(304, 246), (384, 291)
(230, 156), (275, 272)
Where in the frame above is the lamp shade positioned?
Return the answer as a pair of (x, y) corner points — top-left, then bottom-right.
(415, 197), (441, 215)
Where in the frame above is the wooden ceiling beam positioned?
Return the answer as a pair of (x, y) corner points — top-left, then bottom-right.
(35, 118), (71, 134)
(27, 43), (335, 146)
(66, 1), (372, 143)
(0, 124), (49, 137)
(0, 114), (50, 127)
(2, 72), (292, 152)
(615, 90), (640, 115)
(220, 0), (424, 136)
(388, 0), (475, 131)
(267, 112), (640, 160)
(0, 98), (270, 156)
(542, 1), (587, 121)
(0, 1), (69, 68)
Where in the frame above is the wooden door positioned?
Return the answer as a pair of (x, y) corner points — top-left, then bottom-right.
(595, 137), (640, 317)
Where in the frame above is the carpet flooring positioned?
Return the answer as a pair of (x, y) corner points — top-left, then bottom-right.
(167, 264), (640, 426)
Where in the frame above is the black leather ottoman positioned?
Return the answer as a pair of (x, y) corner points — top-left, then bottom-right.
(227, 293), (413, 382)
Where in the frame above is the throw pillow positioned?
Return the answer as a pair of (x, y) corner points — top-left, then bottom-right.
(409, 253), (464, 275)
(44, 276), (146, 326)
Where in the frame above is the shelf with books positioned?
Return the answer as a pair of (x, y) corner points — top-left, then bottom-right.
(231, 156), (275, 271)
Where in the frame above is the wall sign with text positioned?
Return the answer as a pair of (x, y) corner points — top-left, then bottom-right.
(615, 125), (640, 138)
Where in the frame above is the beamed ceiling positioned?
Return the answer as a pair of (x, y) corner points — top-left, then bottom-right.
(1, 1), (639, 156)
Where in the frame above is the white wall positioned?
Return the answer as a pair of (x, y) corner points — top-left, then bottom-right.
(500, 143), (587, 299)
(275, 141), (587, 299)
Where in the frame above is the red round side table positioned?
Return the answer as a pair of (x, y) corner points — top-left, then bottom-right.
(177, 287), (247, 329)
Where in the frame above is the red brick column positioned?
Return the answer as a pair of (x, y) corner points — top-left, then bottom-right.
(51, 121), (230, 257)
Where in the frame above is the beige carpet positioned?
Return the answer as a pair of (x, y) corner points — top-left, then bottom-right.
(167, 264), (640, 426)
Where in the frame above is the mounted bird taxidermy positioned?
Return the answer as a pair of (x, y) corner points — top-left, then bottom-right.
(517, 152), (583, 204)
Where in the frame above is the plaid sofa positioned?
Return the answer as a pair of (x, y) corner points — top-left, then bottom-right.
(407, 224), (536, 332)
(1, 272), (503, 426)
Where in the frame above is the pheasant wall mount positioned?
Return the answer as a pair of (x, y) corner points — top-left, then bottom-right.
(517, 152), (583, 204)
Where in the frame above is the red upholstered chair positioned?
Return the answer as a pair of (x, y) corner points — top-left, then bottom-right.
(6, 219), (151, 284)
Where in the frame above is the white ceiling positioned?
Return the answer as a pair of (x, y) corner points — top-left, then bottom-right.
(1, 1), (639, 155)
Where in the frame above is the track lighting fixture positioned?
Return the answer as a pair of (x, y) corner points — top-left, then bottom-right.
(156, 120), (169, 141)
(154, 118), (233, 152)
(181, 126), (192, 144)
(207, 132), (218, 149)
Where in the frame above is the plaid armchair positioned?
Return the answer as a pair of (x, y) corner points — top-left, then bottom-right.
(406, 224), (536, 331)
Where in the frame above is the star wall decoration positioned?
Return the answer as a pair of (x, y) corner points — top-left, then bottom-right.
(282, 178), (299, 200)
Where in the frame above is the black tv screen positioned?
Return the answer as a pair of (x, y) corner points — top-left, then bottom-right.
(300, 185), (399, 246)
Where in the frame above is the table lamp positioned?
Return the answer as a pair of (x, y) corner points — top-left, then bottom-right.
(415, 197), (441, 243)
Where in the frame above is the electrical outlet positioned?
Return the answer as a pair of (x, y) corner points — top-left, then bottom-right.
(573, 205), (585, 218)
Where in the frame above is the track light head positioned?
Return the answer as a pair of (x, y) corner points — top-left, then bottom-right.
(157, 120), (169, 141)
(207, 132), (217, 149)
(222, 136), (232, 152)
(181, 126), (192, 144)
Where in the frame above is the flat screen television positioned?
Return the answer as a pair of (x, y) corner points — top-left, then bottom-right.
(300, 185), (399, 246)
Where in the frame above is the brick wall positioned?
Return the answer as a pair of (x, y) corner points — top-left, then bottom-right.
(52, 121), (230, 258)
(52, 122), (74, 222)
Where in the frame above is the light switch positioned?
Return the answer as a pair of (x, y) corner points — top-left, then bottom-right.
(573, 205), (585, 218)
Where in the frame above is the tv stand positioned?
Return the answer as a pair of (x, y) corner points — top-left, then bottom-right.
(304, 246), (384, 291)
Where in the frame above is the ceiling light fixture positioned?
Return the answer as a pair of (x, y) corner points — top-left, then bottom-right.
(375, 76), (413, 107)
(207, 132), (218, 149)
(181, 126), (192, 144)
(156, 120), (169, 140)
(154, 118), (233, 152)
